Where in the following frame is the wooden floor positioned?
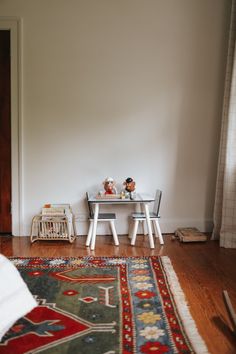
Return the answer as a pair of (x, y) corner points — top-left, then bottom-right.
(1, 234), (236, 354)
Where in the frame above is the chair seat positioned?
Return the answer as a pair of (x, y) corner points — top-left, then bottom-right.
(89, 213), (116, 220)
(132, 212), (159, 219)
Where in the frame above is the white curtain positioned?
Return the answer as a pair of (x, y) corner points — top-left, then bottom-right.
(212, 0), (236, 248)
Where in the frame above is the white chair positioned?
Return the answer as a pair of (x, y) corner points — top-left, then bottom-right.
(130, 189), (164, 246)
(85, 193), (119, 247)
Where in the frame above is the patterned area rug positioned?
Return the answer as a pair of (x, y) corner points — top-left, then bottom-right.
(0, 256), (208, 354)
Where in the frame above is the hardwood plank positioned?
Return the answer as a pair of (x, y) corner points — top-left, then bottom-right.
(0, 234), (236, 353)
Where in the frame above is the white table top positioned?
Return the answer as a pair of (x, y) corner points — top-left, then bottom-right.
(88, 193), (154, 204)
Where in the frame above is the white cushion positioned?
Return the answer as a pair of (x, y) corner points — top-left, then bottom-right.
(0, 254), (37, 341)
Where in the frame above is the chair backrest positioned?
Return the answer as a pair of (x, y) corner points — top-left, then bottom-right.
(86, 192), (94, 218)
(153, 189), (162, 216)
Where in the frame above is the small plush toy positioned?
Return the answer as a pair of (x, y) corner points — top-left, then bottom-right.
(103, 177), (117, 195)
(123, 177), (136, 199)
(123, 177), (136, 193)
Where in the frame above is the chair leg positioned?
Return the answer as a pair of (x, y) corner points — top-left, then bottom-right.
(110, 220), (119, 246)
(153, 219), (164, 245)
(131, 220), (139, 246)
(86, 221), (93, 246)
(143, 203), (155, 249)
(128, 218), (133, 239)
(153, 220), (158, 238)
(142, 220), (147, 235)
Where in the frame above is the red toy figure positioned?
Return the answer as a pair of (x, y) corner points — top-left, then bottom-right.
(103, 177), (117, 195)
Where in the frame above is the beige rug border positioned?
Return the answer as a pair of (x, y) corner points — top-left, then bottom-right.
(161, 256), (209, 354)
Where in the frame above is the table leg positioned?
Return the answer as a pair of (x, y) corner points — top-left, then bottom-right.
(86, 221), (93, 246)
(131, 220), (139, 246)
(91, 203), (99, 250)
(144, 203), (155, 249)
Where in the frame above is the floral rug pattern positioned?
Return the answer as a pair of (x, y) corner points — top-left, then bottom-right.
(0, 257), (204, 353)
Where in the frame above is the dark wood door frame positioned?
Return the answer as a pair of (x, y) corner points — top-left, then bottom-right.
(0, 30), (11, 233)
(0, 18), (21, 236)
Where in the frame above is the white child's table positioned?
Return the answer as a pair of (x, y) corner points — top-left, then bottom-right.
(87, 193), (156, 250)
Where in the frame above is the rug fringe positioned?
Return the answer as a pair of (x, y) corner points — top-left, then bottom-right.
(161, 256), (209, 354)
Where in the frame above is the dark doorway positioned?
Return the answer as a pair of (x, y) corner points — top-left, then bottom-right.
(0, 30), (12, 234)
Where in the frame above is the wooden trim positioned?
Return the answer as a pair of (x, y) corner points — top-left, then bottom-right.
(0, 17), (22, 235)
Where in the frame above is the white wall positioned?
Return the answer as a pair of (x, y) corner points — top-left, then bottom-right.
(0, 0), (231, 235)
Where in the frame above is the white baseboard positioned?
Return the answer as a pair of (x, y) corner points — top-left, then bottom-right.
(20, 217), (213, 237)
(160, 218), (213, 234)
